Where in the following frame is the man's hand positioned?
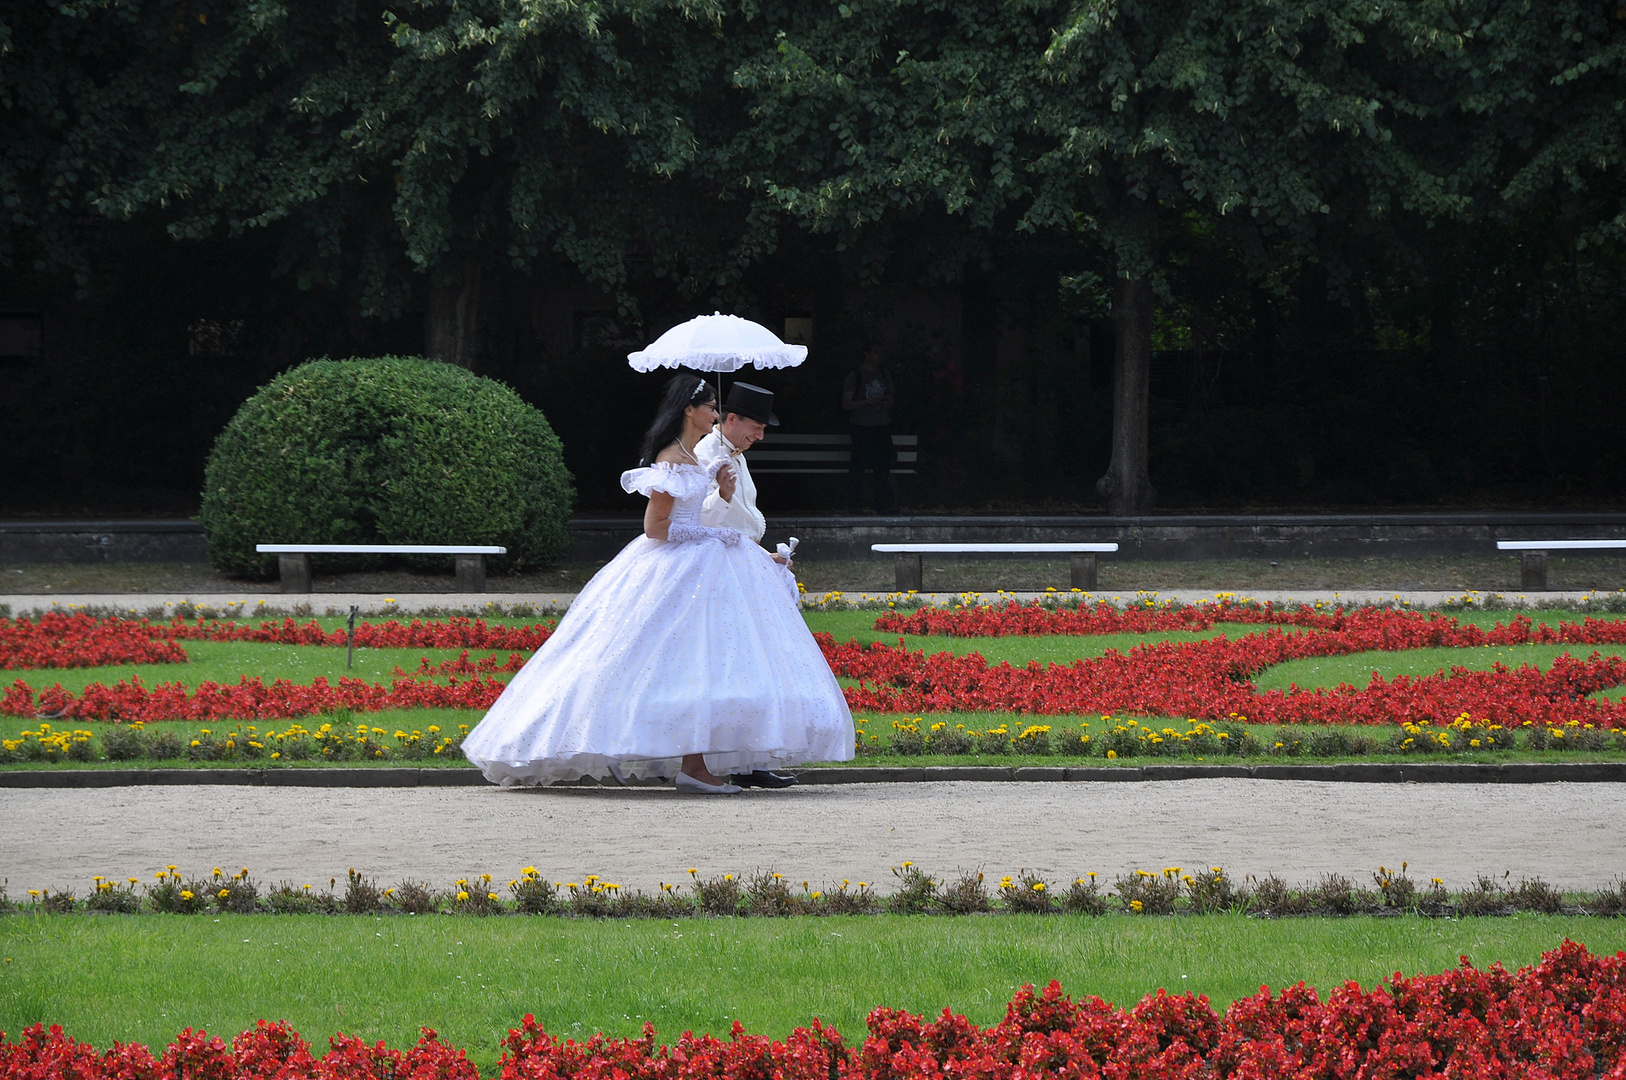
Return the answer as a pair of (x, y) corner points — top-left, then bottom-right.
(716, 463), (736, 502)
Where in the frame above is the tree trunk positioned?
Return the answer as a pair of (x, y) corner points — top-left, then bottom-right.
(1096, 271), (1157, 514)
(424, 259), (483, 367)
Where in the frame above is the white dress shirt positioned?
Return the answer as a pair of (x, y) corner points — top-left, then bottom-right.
(696, 429), (767, 542)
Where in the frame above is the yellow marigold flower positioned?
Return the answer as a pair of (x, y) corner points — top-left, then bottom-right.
(456, 891), (470, 901)
(180, 890), (194, 900)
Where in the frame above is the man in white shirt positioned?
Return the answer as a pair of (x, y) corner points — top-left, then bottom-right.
(697, 382), (788, 564)
(696, 381), (798, 790)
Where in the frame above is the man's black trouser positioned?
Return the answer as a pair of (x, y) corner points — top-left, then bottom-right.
(847, 425), (896, 512)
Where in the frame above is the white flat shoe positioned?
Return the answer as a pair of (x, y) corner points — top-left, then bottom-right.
(675, 772), (741, 795)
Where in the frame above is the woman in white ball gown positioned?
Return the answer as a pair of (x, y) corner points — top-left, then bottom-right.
(462, 374), (854, 794)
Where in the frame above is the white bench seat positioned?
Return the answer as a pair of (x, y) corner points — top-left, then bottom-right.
(871, 542), (1119, 591)
(255, 543), (507, 594)
(749, 433), (918, 474)
(1496, 539), (1626, 591)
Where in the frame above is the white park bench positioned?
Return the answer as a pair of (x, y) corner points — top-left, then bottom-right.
(255, 544), (506, 594)
(872, 542), (1119, 592)
(1496, 539), (1626, 591)
(748, 433), (918, 474)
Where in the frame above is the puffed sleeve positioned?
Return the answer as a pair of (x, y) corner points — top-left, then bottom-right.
(619, 463), (713, 499)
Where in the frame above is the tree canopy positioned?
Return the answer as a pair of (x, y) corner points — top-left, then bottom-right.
(2, 0), (1622, 510)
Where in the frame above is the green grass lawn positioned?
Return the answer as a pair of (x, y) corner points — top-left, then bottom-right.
(2, 914), (1621, 1074)
(17, 641), (519, 697)
(1257, 643), (1626, 700)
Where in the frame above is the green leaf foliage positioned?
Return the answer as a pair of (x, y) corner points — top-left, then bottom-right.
(7, 2), (1620, 304)
(199, 356), (574, 577)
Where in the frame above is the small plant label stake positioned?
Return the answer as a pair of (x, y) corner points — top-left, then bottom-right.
(346, 605), (357, 668)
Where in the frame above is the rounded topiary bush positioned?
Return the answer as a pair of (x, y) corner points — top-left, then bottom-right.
(200, 356), (575, 577)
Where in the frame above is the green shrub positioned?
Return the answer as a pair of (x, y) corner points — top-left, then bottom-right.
(200, 356), (574, 577)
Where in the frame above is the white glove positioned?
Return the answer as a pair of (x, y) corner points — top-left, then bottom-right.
(667, 523), (742, 547)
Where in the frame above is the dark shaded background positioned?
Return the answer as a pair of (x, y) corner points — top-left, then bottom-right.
(3, 205), (1622, 517)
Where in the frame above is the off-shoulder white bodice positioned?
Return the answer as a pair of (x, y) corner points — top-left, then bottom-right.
(620, 461), (722, 528)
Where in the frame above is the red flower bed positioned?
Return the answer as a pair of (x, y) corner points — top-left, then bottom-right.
(9, 605), (1626, 727)
(0, 615), (547, 719)
(826, 606), (1626, 726)
(873, 597), (1348, 636)
(4, 941), (1623, 1079)
(0, 613), (553, 671)
(0, 613), (188, 670)
(0, 673), (507, 723)
(166, 615), (553, 651)
(402, 650), (530, 678)
(875, 599), (1626, 646)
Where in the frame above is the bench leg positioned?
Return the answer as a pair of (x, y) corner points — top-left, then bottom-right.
(1520, 551), (1548, 592)
(455, 554), (487, 593)
(278, 553), (312, 594)
(1070, 553), (1098, 590)
(894, 552), (922, 593)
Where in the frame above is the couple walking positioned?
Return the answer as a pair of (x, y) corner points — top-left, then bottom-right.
(461, 375), (855, 794)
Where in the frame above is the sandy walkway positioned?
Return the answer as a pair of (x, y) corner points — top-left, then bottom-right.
(3, 779), (1622, 895)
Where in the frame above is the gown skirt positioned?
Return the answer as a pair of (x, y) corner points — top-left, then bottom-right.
(462, 462), (855, 786)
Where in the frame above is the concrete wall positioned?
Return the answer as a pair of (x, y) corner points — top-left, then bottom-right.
(0, 520), (209, 564)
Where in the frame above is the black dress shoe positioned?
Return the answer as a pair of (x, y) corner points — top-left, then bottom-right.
(735, 769), (798, 789)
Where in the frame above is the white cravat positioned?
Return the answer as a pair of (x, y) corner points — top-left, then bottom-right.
(697, 430), (767, 542)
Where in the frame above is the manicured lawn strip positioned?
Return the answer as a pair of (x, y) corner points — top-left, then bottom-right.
(12, 641), (518, 697)
(1446, 608), (1626, 628)
(803, 609), (1250, 663)
(1257, 643), (1626, 700)
(2, 914), (1622, 1076)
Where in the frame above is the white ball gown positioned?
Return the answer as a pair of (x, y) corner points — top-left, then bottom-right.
(462, 460), (855, 786)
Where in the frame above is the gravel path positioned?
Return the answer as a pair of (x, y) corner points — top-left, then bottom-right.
(4, 779), (1621, 895)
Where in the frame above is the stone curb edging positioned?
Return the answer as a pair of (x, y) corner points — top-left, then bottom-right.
(3, 761), (1626, 788)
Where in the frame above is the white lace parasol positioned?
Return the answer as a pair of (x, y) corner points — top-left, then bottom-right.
(627, 312), (807, 373)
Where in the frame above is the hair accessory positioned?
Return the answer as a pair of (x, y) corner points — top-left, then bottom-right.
(690, 378), (709, 401)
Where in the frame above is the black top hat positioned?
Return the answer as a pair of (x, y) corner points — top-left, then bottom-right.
(723, 381), (779, 426)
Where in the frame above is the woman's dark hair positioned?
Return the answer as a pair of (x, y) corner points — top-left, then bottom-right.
(638, 374), (716, 465)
